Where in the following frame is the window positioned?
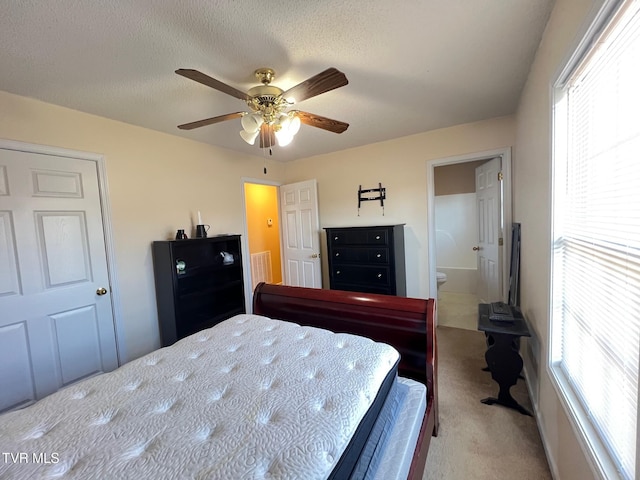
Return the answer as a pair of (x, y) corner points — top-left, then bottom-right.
(550, 1), (640, 479)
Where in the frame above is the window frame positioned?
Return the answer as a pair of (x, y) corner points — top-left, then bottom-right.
(548, 1), (640, 479)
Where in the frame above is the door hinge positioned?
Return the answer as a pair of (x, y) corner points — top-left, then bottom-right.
(498, 171), (504, 181)
(498, 237), (504, 246)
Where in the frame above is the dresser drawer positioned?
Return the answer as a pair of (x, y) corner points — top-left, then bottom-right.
(331, 265), (391, 287)
(331, 282), (393, 295)
(329, 229), (365, 245)
(332, 247), (389, 264)
(366, 229), (389, 245)
(367, 248), (388, 263)
(329, 228), (389, 245)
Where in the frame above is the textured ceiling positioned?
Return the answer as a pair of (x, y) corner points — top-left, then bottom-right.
(0, 0), (555, 162)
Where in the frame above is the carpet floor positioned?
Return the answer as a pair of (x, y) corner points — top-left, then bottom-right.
(422, 326), (551, 480)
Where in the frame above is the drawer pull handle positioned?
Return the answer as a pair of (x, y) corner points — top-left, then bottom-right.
(335, 252), (340, 256)
(377, 273), (382, 278)
(375, 235), (381, 240)
(336, 270), (341, 275)
(334, 236), (339, 240)
(376, 253), (381, 258)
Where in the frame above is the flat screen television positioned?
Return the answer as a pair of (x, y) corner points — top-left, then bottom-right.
(508, 223), (521, 307)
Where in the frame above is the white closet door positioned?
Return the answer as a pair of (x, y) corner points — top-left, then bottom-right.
(0, 148), (118, 413)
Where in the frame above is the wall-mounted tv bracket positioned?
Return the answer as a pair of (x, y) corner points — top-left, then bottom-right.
(358, 183), (386, 216)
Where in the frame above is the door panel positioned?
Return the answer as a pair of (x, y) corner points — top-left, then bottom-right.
(300, 207), (313, 249)
(52, 306), (103, 385)
(0, 148), (118, 413)
(0, 165), (8, 194)
(0, 322), (35, 410)
(285, 211), (298, 248)
(476, 157), (502, 303)
(0, 211), (20, 296)
(37, 212), (92, 287)
(302, 260), (316, 287)
(287, 259), (300, 286)
(280, 180), (321, 288)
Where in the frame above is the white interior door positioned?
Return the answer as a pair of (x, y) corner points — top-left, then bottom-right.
(476, 157), (502, 303)
(280, 179), (322, 288)
(0, 148), (118, 413)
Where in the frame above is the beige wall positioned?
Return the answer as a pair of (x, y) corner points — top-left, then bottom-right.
(514, 0), (599, 478)
(434, 159), (486, 196)
(284, 116), (516, 297)
(0, 90), (286, 362)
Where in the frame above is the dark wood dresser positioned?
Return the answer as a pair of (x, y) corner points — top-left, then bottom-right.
(325, 225), (406, 296)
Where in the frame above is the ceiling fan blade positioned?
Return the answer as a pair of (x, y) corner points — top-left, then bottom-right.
(259, 123), (276, 149)
(296, 111), (349, 134)
(176, 69), (250, 101)
(177, 112), (244, 130)
(280, 68), (348, 103)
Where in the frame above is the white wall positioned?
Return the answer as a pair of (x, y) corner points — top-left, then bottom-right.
(0, 90), (287, 363)
(284, 116), (516, 298)
(435, 193), (478, 269)
(514, 0), (600, 478)
(435, 193), (478, 294)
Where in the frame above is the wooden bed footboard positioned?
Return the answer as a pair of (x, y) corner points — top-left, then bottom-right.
(252, 283), (438, 478)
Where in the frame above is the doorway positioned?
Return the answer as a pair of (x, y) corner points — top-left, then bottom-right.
(426, 148), (512, 329)
(241, 178), (323, 311)
(243, 182), (284, 297)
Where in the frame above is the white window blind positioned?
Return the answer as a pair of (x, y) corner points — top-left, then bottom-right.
(552, 1), (640, 479)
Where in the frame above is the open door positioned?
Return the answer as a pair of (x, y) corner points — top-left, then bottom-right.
(475, 157), (502, 303)
(280, 179), (322, 288)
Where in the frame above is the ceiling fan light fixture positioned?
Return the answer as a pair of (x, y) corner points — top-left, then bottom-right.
(241, 113), (263, 133)
(240, 129), (260, 145)
(289, 115), (301, 135)
(274, 113), (301, 147)
(275, 129), (294, 147)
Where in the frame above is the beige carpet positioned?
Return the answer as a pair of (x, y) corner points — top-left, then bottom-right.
(423, 326), (551, 480)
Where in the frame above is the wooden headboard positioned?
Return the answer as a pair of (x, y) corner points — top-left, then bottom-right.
(252, 282), (438, 460)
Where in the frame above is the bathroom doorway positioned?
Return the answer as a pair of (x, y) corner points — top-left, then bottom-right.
(426, 148), (512, 329)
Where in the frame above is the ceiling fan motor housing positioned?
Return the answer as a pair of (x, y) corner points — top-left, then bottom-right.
(247, 84), (289, 125)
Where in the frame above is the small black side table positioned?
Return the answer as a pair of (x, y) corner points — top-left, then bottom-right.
(478, 303), (532, 416)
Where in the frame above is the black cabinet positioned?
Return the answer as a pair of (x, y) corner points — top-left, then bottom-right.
(325, 225), (406, 296)
(152, 235), (245, 346)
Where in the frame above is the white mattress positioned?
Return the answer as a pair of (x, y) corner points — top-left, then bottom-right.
(0, 314), (400, 480)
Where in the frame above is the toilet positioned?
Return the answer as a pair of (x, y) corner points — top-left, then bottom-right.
(436, 271), (447, 299)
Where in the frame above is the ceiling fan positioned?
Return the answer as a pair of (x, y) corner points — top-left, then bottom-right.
(175, 67), (349, 150)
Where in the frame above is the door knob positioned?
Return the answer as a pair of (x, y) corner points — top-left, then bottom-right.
(96, 287), (108, 296)
(472, 246), (480, 251)
(311, 253), (320, 258)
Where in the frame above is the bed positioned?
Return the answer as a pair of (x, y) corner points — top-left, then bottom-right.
(0, 283), (438, 479)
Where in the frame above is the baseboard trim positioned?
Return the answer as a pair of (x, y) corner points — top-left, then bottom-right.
(522, 364), (560, 480)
